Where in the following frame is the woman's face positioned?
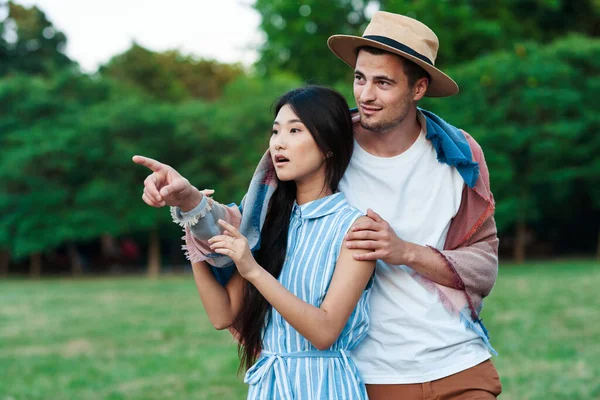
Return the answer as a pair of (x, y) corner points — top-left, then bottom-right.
(270, 104), (327, 185)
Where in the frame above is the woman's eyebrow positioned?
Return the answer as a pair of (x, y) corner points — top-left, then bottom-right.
(273, 119), (303, 125)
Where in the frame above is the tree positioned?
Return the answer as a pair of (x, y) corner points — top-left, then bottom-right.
(381, 0), (599, 67)
(0, 71), (120, 276)
(99, 44), (244, 102)
(253, 0), (370, 84)
(0, 1), (74, 77)
(253, 0), (599, 84)
(0, 65), (301, 277)
(0, 70), (186, 276)
(421, 35), (600, 262)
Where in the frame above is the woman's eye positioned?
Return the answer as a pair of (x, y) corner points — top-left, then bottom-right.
(271, 129), (278, 135)
(290, 128), (300, 133)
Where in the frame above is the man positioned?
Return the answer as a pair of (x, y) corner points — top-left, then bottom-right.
(134, 11), (502, 399)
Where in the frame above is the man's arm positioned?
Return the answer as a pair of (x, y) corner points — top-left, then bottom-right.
(346, 206), (498, 301)
(344, 129), (499, 300)
(431, 215), (499, 297)
(345, 209), (456, 287)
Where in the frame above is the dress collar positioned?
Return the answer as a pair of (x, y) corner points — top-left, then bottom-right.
(292, 192), (348, 220)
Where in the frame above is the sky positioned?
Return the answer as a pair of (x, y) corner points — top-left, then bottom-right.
(12, 0), (263, 72)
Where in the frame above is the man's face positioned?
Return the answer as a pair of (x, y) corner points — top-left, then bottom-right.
(353, 50), (415, 133)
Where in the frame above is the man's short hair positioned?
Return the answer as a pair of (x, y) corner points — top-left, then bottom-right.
(356, 46), (431, 88)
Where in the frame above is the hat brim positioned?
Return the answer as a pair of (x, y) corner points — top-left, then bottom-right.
(327, 35), (459, 97)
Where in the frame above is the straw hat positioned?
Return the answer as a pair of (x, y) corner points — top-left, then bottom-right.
(327, 11), (458, 97)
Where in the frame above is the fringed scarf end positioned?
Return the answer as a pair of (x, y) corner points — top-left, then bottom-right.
(170, 200), (213, 228)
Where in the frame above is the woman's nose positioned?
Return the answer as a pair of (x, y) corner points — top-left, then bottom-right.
(272, 135), (285, 150)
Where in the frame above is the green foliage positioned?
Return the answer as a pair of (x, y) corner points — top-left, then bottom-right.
(0, 72), (172, 257)
(99, 43), (245, 102)
(253, 0), (599, 84)
(0, 1), (74, 77)
(0, 72), (127, 256)
(381, 0), (599, 67)
(253, 0), (369, 84)
(0, 69), (301, 260)
(421, 35), (600, 243)
(1, 0), (598, 263)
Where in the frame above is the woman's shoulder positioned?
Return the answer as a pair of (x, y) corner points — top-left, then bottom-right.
(337, 202), (364, 219)
(351, 214), (370, 225)
(302, 192), (364, 230)
(330, 204), (366, 232)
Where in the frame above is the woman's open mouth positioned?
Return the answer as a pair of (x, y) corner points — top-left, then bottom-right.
(273, 154), (290, 166)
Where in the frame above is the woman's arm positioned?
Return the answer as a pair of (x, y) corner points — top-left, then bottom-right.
(210, 218), (375, 350)
(190, 261), (245, 330)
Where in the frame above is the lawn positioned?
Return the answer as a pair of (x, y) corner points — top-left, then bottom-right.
(1, 260), (599, 400)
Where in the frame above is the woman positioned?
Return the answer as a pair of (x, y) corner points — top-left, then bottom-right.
(135, 86), (375, 398)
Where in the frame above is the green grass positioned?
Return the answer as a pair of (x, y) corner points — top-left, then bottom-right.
(1, 260), (599, 400)
(485, 260), (600, 400)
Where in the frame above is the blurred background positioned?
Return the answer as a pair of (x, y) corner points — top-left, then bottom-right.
(0, 0), (598, 399)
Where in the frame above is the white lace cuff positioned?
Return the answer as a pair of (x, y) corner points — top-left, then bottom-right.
(170, 196), (212, 228)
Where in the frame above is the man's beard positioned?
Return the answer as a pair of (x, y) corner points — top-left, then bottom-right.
(360, 101), (410, 133)
(360, 107), (410, 133)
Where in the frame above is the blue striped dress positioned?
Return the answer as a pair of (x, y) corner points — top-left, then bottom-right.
(245, 192), (372, 400)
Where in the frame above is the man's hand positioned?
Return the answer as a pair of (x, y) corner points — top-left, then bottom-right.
(132, 155), (211, 212)
(345, 209), (412, 265)
(346, 209), (458, 287)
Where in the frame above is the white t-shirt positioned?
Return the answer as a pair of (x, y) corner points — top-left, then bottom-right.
(339, 115), (491, 384)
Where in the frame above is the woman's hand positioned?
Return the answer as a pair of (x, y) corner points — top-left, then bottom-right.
(132, 155), (212, 212)
(208, 220), (261, 280)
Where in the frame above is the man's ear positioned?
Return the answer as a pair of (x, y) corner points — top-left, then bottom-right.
(413, 77), (429, 101)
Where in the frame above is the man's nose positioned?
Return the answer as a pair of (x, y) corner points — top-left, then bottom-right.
(359, 82), (376, 103)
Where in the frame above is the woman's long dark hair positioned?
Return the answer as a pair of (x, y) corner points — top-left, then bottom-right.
(233, 86), (354, 371)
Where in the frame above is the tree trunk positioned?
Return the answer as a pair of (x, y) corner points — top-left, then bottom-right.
(68, 243), (83, 277)
(147, 229), (161, 278)
(30, 253), (42, 278)
(514, 216), (526, 265)
(101, 233), (122, 274)
(0, 250), (9, 278)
